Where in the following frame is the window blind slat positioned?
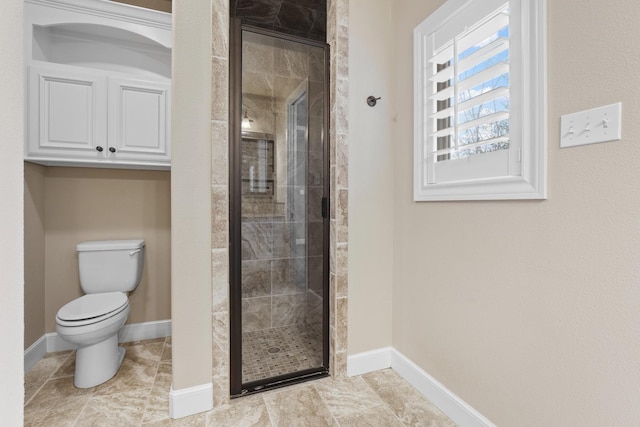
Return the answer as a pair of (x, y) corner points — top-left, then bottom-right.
(429, 65), (454, 83)
(458, 37), (509, 74)
(458, 86), (509, 114)
(456, 10), (509, 54)
(431, 85), (454, 101)
(430, 105), (454, 120)
(457, 61), (509, 93)
(433, 134), (510, 156)
(429, 44), (454, 66)
(457, 110), (509, 132)
(430, 126), (455, 138)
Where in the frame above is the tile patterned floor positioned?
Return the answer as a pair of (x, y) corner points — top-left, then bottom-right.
(24, 337), (456, 426)
(242, 322), (323, 383)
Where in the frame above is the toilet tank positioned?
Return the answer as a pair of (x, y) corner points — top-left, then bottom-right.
(77, 239), (145, 294)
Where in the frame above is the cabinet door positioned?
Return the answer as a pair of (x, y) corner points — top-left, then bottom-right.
(27, 63), (107, 160)
(107, 77), (171, 165)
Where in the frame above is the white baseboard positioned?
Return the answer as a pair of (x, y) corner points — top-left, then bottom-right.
(346, 346), (392, 377)
(348, 347), (495, 427)
(390, 348), (496, 427)
(45, 332), (77, 353)
(169, 383), (213, 419)
(25, 319), (172, 371)
(24, 335), (47, 373)
(118, 319), (172, 343)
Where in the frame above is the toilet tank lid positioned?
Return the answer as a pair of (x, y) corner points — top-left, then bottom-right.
(77, 239), (145, 252)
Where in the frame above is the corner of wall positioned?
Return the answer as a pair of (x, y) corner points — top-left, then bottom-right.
(346, 0), (394, 356)
(24, 162), (46, 350)
(170, 0), (213, 394)
(0, 0), (25, 422)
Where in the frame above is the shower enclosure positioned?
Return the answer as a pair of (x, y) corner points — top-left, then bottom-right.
(229, 21), (329, 396)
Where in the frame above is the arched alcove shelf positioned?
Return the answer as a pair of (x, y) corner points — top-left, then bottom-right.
(32, 23), (171, 78)
(25, 0), (171, 47)
(26, 0), (171, 78)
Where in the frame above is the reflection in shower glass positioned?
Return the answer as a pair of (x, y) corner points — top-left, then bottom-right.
(239, 30), (327, 386)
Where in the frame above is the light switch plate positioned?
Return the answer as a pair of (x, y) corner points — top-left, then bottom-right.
(560, 102), (622, 148)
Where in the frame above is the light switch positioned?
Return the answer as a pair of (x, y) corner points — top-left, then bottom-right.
(560, 102), (622, 148)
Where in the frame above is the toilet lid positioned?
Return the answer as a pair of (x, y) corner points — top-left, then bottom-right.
(57, 292), (128, 321)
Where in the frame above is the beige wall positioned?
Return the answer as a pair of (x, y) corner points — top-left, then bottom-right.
(347, 0), (394, 354)
(0, 0), (24, 421)
(24, 163), (46, 348)
(112, 0), (171, 13)
(23, 166), (171, 341)
(390, 0), (640, 425)
(170, 0), (212, 391)
(43, 167), (171, 333)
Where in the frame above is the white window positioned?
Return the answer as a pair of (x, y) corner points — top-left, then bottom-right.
(414, 0), (547, 201)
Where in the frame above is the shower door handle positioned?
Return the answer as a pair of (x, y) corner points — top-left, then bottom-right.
(322, 197), (328, 219)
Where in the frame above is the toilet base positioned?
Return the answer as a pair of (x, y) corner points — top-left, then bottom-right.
(74, 334), (126, 388)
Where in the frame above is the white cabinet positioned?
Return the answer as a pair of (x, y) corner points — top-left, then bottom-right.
(28, 62), (107, 160)
(24, 0), (172, 170)
(27, 62), (171, 168)
(108, 76), (171, 164)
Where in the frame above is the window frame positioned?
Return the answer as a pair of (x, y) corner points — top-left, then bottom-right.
(413, 0), (547, 201)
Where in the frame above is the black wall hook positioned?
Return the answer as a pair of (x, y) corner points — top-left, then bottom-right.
(367, 96), (381, 107)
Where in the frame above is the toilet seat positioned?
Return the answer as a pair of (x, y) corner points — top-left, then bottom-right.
(56, 292), (129, 327)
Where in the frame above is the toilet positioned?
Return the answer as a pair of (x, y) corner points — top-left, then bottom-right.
(55, 239), (145, 388)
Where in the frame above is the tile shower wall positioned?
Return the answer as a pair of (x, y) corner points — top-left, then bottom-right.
(211, 0), (231, 406)
(327, 0), (349, 379)
(241, 33), (325, 333)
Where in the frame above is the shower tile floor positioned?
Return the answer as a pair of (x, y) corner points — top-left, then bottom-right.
(242, 322), (323, 383)
(24, 337), (456, 426)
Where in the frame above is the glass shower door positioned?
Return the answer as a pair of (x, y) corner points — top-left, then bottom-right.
(231, 26), (329, 395)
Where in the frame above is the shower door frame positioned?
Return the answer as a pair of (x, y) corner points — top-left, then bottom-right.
(229, 19), (331, 397)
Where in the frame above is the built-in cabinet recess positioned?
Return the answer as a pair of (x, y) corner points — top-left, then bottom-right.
(24, 0), (172, 170)
(241, 132), (276, 197)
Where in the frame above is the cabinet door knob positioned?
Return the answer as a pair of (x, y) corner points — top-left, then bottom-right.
(109, 147), (117, 153)
(96, 146), (104, 152)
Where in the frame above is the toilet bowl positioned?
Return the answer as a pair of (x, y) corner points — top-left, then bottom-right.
(56, 292), (130, 388)
(55, 240), (145, 388)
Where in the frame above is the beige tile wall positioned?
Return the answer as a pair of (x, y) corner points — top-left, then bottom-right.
(327, 0), (349, 379)
(210, 0), (230, 405)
